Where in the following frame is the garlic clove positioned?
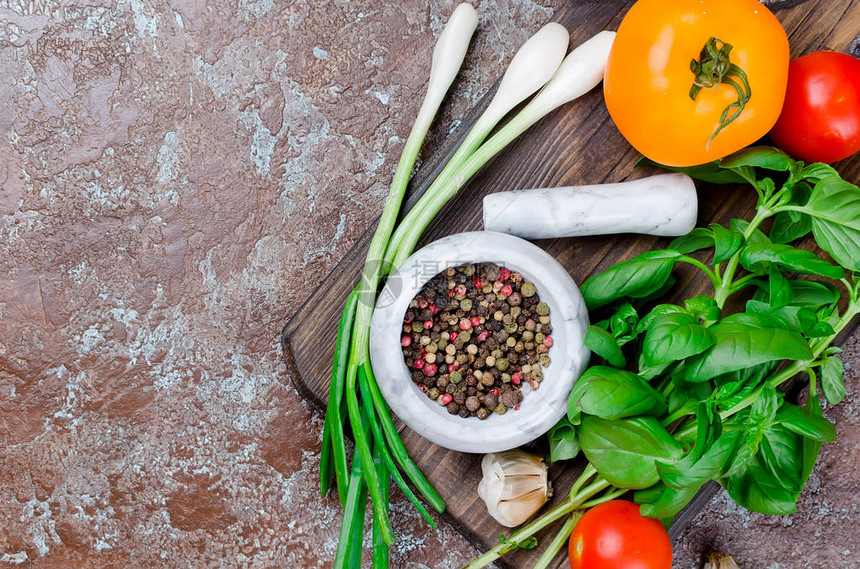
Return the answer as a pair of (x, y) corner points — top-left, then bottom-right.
(477, 450), (551, 527)
(704, 552), (742, 569)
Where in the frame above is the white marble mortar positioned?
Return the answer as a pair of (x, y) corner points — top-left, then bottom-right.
(369, 231), (590, 454)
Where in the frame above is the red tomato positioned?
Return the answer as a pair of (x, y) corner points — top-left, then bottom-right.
(769, 51), (860, 163)
(568, 501), (672, 569)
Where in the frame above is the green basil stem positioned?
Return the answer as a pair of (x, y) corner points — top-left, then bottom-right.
(531, 511), (583, 569)
(463, 471), (612, 569)
(712, 206), (771, 308)
(363, 358), (446, 513)
(358, 366), (437, 526)
(333, 452), (365, 569)
(322, 288), (360, 503)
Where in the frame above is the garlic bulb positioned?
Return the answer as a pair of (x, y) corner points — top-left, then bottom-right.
(704, 553), (742, 569)
(477, 450), (551, 527)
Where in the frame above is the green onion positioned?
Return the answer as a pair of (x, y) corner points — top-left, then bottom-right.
(321, 287), (359, 504)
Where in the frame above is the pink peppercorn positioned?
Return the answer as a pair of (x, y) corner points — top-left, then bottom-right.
(440, 393), (453, 405)
(418, 384), (428, 393)
(543, 336), (554, 347)
(500, 267), (511, 281)
(423, 319), (434, 329)
(470, 316), (481, 327)
(423, 363), (437, 376)
(511, 373), (522, 385)
(448, 289), (456, 297)
(514, 403), (520, 411)
(418, 299), (428, 309)
(500, 284), (513, 297)
(448, 363), (459, 372)
(449, 332), (459, 342)
(455, 284), (467, 296)
(529, 380), (540, 390)
(414, 358), (425, 369)
(429, 304), (439, 315)
(459, 319), (472, 330)
(473, 276), (482, 288)
(477, 331), (489, 343)
(401, 335), (412, 347)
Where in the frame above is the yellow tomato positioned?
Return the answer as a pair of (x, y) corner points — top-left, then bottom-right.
(604, 0), (789, 167)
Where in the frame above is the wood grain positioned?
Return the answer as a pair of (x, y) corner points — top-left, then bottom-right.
(281, 0), (860, 566)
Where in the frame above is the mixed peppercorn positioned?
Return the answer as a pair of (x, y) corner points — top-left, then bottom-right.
(402, 262), (554, 418)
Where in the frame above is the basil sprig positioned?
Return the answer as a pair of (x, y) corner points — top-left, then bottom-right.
(563, 146), (860, 518)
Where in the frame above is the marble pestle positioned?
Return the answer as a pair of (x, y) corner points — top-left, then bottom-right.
(483, 172), (698, 239)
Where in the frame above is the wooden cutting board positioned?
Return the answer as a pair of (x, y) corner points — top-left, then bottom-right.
(281, 0), (860, 566)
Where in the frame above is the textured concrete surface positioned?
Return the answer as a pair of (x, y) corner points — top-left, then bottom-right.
(0, 1), (857, 568)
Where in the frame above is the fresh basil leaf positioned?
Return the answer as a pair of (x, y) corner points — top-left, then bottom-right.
(584, 326), (626, 368)
(770, 210), (813, 244)
(785, 280), (840, 311)
(684, 319), (812, 383)
(749, 385), (781, 426)
(684, 296), (721, 322)
(768, 268), (792, 308)
(636, 483), (700, 519)
(739, 242), (845, 279)
(669, 228), (715, 254)
(579, 416), (684, 489)
(666, 388), (693, 416)
(799, 162), (840, 182)
(757, 424), (804, 494)
(797, 177), (860, 271)
(568, 367), (667, 424)
(636, 156), (748, 184)
(721, 456), (799, 515)
(670, 374), (714, 404)
(610, 302), (640, 345)
(712, 379), (745, 403)
(657, 430), (742, 489)
(776, 403), (836, 442)
(820, 356), (846, 405)
(643, 312), (715, 366)
(581, 251), (681, 310)
(723, 428), (764, 478)
(745, 300), (821, 337)
(547, 417), (581, 462)
(636, 304), (686, 334)
(801, 387), (824, 486)
(720, 146), (795, 172)
(712, 223), (745, 264)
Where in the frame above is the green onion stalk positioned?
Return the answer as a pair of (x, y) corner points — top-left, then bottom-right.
(320, 8), (619, 565)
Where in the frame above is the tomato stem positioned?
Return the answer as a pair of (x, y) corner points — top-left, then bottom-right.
(689, 37), (752, 147)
